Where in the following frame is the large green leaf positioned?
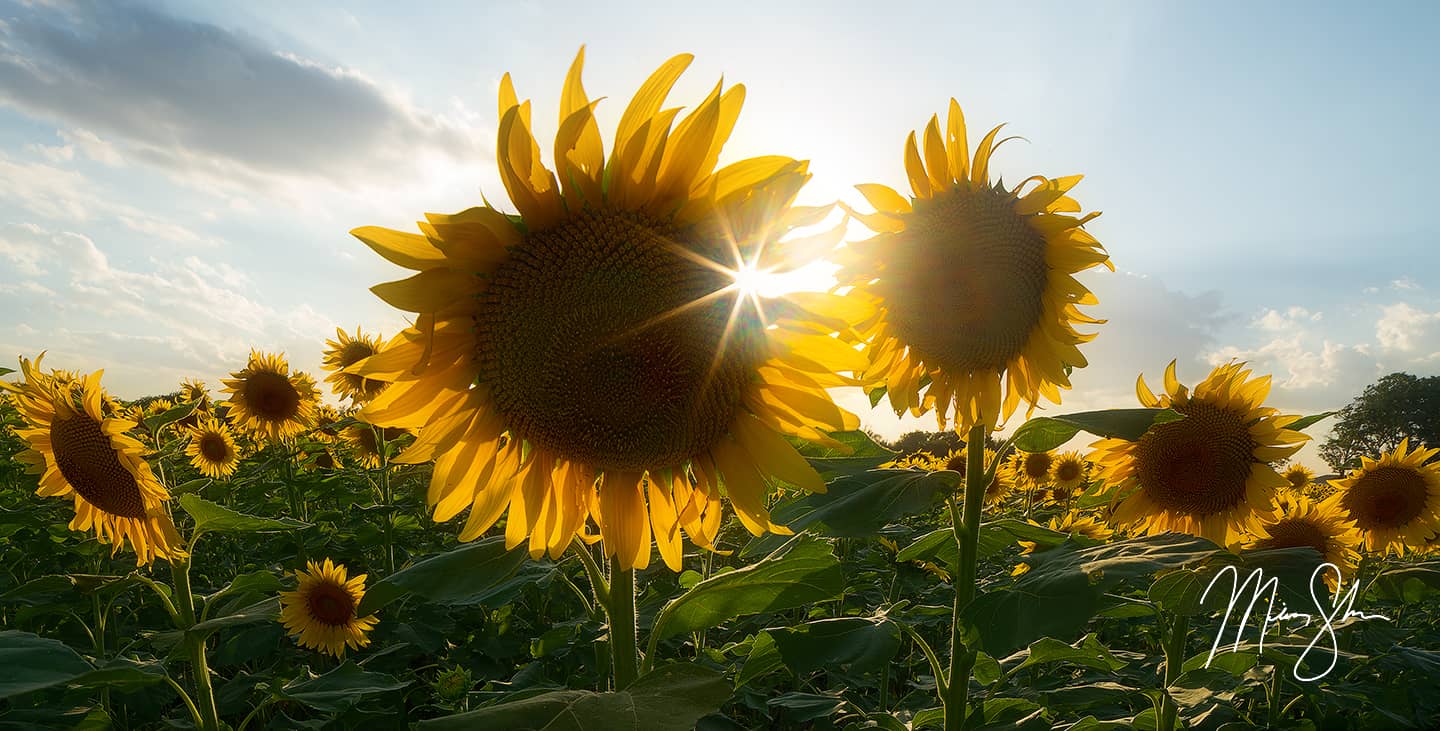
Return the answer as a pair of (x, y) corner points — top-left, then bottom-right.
(1368, 563), (1440, 603)
(142, 399), (200, 434)
(419, 663), (730, 731)
(357, 535), (532, 615)
(1010, 409), (1183, 453)
(776, 469), (959, 539)
(281, 662), (410, 712)
(0, 631), (93, 699)
(1287, 411), (1338, 432)
(1005, 633), (1127, 674)
(961, 533), (1221, 655)
(767, 616), (901, 677)
(179, 494), (308, 536)
(794, 430), (898, 479)
(650, 539), (842, 642)
(189, 597), (280, 637)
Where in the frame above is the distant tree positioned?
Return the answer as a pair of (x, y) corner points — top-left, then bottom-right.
(1319, 372), (1440, 471)
(878, 429), (1002, 456)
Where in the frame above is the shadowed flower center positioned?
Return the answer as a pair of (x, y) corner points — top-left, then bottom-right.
(50, 410), (148, 519)
(475, 212), (765, 471)
(880, 186), (1048, 372)
(1255, 517), (1329, 555)
(1133, 400), (1258, 518)
(198, 432), (231, 462)
(307, 581), (356, 626)
(1022, 452), (1054, 481)
(1055, 460), (1083, 483)
(1341, 466), (1428, 529)
(244, 370), (301, 422)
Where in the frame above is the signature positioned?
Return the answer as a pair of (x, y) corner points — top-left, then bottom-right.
(1199, 563), (1391, 681)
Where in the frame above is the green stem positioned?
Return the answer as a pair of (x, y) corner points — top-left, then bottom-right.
(170, 557), (221, 731)
(1157, 612), (1189, 731)
(1266, 663), (1284, 726)
(377, 428), (395, 575)
(607, 560), (640, 690)
(943, 423), (988, 731)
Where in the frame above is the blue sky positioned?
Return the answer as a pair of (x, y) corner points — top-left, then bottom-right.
(1, 1), (1437, 468)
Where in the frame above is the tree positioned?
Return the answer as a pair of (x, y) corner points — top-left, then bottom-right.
(877, 429), (1003, 456)
(1319, 372), (1440, 471)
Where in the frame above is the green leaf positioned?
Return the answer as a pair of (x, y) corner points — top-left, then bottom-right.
(0, 575), (79, 606)
(1011, 409), (1184, 452)
(1148, 569), (1210, 617)
(357, 536), (531, 615)
(189, 597), (279, 637)
(179, 494), (308, 536)
(419, 663), (730, 731)
(781, 469), (959, 538)
(281, 662), (410, 712)
(768, 692), (845, 722)
(0, 631), (93, 698)
(795, 429), (899, 480)
(1369, 563), (1440, 603)
(142, 399), (200, 434)
(0, 366), (13, 377)
(1288, 411), (1338, 432)
(651, 539), (842, 641)
(737, 631), (785, 687)
(68, 657), (168, 691)
(767, 616), (900, 677)
(1008, 633), (1127, 673)
(868, 386), (888, 408)
(961, 534), (1220, 655)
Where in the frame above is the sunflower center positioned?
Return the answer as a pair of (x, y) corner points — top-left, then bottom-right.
(198, 432), (231, 463)
(244, 370), (300, 422)
(1055, 460), (1083, 482)
(475, 211), (764, 471)
(1257, 517), (1329, 555)
(50, 409), (148, 519)
(1022, 452), (1054, 481)
(1341, 466), (1428, 530)
(1133, 400), (1258, 518)
(881, 186), (1048, 372)
(307, 582), (356, 626)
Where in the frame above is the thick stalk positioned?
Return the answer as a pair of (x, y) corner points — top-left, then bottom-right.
(943, 423), (988, 731)
(1157, 613), (1189, 731)
(607, 560), (640, 690)
(170, 557), (221, 731)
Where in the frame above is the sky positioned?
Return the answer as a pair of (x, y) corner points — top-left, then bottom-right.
(1, 0), (1437, 470)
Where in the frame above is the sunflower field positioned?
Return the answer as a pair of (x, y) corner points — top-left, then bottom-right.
(4, 50), (1440, 731)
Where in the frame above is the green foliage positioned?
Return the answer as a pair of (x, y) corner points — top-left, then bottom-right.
(1319, 372), (1440, 470)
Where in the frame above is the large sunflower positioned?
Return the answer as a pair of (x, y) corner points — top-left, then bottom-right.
(221, 351), (319, 442)
(1091, 361), (1308, 545)
(185, 413), (241, 479)
(1323, 440), (1440, 555)
(1246, 496), (1361, 588)
(279, 559), (378, 658)
(837, 100), (1112, 431)
(2, 356), (184, 565)
(348, 50), (864, 571)
(322, 327), (387, 403)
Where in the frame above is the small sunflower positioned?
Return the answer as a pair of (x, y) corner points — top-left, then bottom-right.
(1323, 440), (1440, 555)
(348, 49), (865, 571)
(179, 378), (210, 407)
(1091, 361), (1308, 545)
(279, 559), (378, 657)
(838, 100), (1112, 431)
(1014, 512), (1114, 575)
(222, 351), (319, 442)
(184, 414), (240, 479)
(985, 458), (1018, 509)
(2, 356), (184, 565)
(1049, 450), (1087, 501)
(145, 398), (175, 417)
(883, 450), (947, 471)
(1015, 449), (1055, 489)
(1247, 496), (1361, 588)
(322, 327), (387, 403)
(341, 425), (385, 470)
(1282, 463), (1315, 492)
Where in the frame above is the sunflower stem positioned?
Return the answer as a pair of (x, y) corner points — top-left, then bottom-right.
(1157, 611), (1189, 731)
(943, 423), (988, 731)
(376, 427), (395, 575)
(169, 556), (221, 731)
(606, 559), (640, 691)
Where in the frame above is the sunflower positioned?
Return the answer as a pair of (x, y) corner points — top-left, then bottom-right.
(145, 398), (175, 417)
(985, 456), (1017, 509)
(279, 559), (378, 657)
(179, 378), (210, 406)
(1247, 496), (1361, 588)
(322, 327), (387, 403)
(1014, 511), (1114, 575)
(1282, 463), (1315, 492)
(341, 425), (383, 470)
(184, 413), (240, 479)
(883, 450), (948, 471)
(1091, 361), (1308, 545)
(1323, 440), (1440, 555)
(1014, 449), (1055, 489)
(1, 356), (184, 565)
(221, 351), (319, 442)
(1049, 450), (1087, 501)
(347, 49), (864, 571)
(837, 100), (1111, 431)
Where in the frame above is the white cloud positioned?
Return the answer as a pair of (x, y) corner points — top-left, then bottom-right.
(1375, 303), (1440, 355)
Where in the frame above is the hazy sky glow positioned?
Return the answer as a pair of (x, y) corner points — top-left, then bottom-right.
(2, 1), (1437, 469)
